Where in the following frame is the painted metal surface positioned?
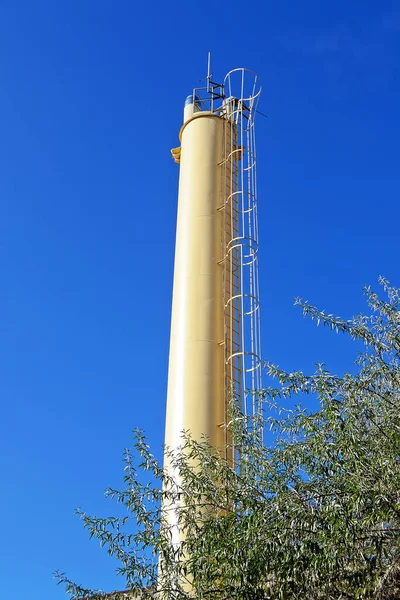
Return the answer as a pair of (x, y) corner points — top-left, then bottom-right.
(164, 111), (226, 458)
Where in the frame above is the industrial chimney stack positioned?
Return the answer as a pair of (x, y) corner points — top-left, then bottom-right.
(164, 65), (263, 545)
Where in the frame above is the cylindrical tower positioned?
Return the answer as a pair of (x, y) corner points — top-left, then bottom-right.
(163, 68), (262, 552)
(165, 108), (226, 455)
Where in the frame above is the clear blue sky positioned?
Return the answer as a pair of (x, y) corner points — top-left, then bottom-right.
(1, 1), (399, 597)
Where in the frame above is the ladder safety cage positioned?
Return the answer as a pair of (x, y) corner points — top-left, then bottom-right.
(190, 68), (263, 439)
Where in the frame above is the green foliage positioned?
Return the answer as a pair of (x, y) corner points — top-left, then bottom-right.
(57, 278), (400, 599)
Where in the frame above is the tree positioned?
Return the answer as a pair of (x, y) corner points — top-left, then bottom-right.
(57, 278), (400, 600)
